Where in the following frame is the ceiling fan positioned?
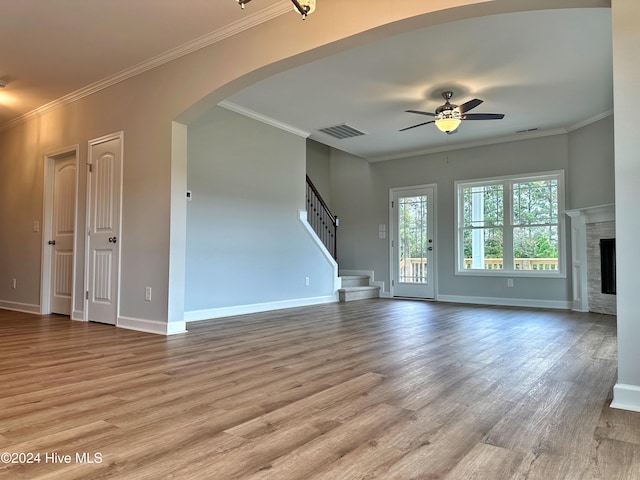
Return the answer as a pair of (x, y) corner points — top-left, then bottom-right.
(400, 91), (505, 134)
(236, 0), (316, 18)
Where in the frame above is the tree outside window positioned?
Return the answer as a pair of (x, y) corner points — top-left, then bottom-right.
(457, 171), (564, 275)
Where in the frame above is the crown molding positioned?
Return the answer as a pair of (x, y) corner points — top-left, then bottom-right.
(367, 128), (569, 162)
(567, 109), (613, 132)
(0, 3), (291, 133)
(219, 100), (311, 138)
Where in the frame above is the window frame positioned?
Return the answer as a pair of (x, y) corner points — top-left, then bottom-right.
(454, 170), (566, 278)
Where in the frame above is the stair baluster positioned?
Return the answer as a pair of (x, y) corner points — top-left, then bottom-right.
(306, 175), (338, 259)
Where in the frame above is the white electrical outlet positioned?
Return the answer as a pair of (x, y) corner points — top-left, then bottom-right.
(12, 278), (17, 289)
(145, 287), (152, 301)
(507, 278), (514, 287)
(305, 277), (310, 286)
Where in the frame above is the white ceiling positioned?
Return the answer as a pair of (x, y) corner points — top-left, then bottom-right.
(0, 0), (284, 125)
(1, 4), (612, 161)
(226, 8), (613, 161)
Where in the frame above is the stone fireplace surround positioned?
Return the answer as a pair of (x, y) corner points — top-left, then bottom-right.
(566, 204), (616, 314)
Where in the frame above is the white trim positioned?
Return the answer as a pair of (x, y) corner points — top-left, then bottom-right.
(298, 209), (340, 292)
(219, 101), (310, 138)
(71, 309), (85, 321)
(455, 269), (565, 279)
(0, 4), (291, 133)
(118, 316), (187, 335)
(567, 110), (614, 132)
(41, 145), (80, 315)
(565, 203), (615, 224)
(184, 294), (338, 323)
(368, 128), (568, 163)
(565, 204), (615, 312)
(454, 170), (566, 278)
(611, 384), (640, 413)
(0, 301), (41, 314)
(437, 294), (571, 310)
(184, 211), (340, 324)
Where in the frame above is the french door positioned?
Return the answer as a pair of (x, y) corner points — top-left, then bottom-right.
(391, 185), (436, 299)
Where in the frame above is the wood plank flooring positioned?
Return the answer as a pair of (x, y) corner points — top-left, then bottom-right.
(1, 300), (639, 479)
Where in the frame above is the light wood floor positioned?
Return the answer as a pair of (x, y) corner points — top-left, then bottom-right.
(1, 300), (639, 479)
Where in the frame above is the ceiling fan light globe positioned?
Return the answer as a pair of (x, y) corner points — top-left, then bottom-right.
(294, 0), (316, 15)
(435, 117), (461, 133)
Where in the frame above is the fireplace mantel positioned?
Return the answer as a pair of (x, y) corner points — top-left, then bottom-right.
(565, 204), (615, 312)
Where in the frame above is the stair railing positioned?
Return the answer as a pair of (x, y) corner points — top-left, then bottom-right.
(306, 175), (338, 259)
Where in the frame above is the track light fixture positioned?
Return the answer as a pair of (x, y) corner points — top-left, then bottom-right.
(236, 0), (316, 19)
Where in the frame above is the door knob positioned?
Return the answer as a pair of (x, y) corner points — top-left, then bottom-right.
(108, 237), (117, 244)
(48, 240), (56, 245)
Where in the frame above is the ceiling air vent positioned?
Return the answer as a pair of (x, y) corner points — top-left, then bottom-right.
(318, 123), (367, 140)
(516, 127), (539, 133)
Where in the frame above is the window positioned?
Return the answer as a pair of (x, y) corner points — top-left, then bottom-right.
(455, 171), (565, 276)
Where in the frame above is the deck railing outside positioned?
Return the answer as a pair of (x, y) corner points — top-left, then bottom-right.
(399, 257), (558, 281)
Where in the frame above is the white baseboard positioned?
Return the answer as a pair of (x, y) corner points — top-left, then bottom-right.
(436, 294), (571, 310)
(71, 309), (85, 321)
(118, 316), (187, 335)
(611, 384), (640, 413)
(0, 300), (41, 314)
(184, 294), (338, 323)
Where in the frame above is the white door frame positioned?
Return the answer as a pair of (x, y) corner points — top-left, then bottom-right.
(41, 145), (80, 317)
(84, 132), (124, 324)
(389, 183), (438, 299)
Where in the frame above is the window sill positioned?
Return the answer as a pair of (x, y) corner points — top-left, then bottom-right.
(455, 269), (566, 279)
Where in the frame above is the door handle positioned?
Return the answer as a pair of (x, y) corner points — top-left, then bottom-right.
(427, 246), (433, 251)
(48, 240), (56, 245)
(108, 237), (117, 244)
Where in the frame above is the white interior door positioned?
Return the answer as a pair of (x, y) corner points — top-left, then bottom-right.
(87, 134), (123, 325)
(49, 156), (76, 315)
(391, 185), (436, 299)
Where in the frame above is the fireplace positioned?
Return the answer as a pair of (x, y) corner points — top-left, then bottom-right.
(566, 204), (616, 315)
(600, 238), (616, 295)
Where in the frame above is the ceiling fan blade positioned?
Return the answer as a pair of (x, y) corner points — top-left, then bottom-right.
(399, 120), (435, 131)
(458, 98), (483, 114)
(405, 110), (436, 117)
(463, 113), (505, 120)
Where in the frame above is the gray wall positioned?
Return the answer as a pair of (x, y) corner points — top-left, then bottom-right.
(568, 115), (615, 209)
(185, 107), (335, 312)
(306, 139), (332, 208)
(328, 119), (614, 305)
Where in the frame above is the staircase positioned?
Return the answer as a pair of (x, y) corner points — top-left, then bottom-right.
(338, 275), (380, 302)
(306, 175), (379, 302)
